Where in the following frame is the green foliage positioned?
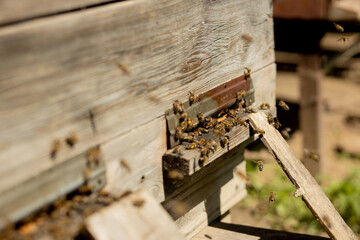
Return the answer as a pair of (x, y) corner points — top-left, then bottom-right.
(240, 161), (360, 234)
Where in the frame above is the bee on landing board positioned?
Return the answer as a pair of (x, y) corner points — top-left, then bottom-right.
(179, 112), (188, 121)
(278, 100), (289, 111)
(267, 113), (274, 125)
(260, 102), (270, 110)
(254, 128), (265, 135)
(244, 67), (251, 80)
(197, 112), (205, 123)
(173, 100), (184, 114)
(220, 136), (229, 149)
(199, 156), (209, 165)
(269, 192), (276, 202)
(236, 90), (247, 102)
(189, 91), (197, 105)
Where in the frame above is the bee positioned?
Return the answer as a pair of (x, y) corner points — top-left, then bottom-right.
(227, 109), (238, 118)
(236, 90), (246, 101)
(133, 199), (145, 208)
(234, 169), (250, 181)
(224, 121), (233, 132)
(244, 67), (251, 80)
(186, 142), (197, 150)
(204, 118), (217, 129)
(175, 127), (184, 140)
(187, 118), (199, 131)
(197, 112), (205, 123)
(236, 98), (246, 109)
(245, 106), (255, 113)
(338, 34), (351, 43)
(204, 116), (212, 122)
(190, 131), (201, 137)
(269, 192), (276, 202)
(260, 102), (270, 110)
(199, 156), (209, 164)
(65, 133), (78, 148)
(257, 160), (264, 171)
(273, 117), (282, 129)
(189, 92), (196, 105)
(120, 160), (131, 172)
(87, 146), (102, 167)
(167, 170), (184, 180)
(208, 139), (218, 151)
(50, 139), (61, 159)
(213, 124), (226, 136)
(200, 147), (208, 157)
(236, 117), (247, 126)
(304, 149), (320, 162)
(281, 127), (291, 140)
(198, 127), (209, 133)
(173, 100), (184, 114)
(254, 128), (265, 135)
(267, 113), (274, 124)
(179, 112), (188, 121)
(179, 121), (188, 131)
(220, 136), (229, 148)
(118, 64), (130, 75)
(333, 22), (344, 32)
(172, 146), (181, 154)
(183, 134), (197, 143)
(278, 100), (289, 111)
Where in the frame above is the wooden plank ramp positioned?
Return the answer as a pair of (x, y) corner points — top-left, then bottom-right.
(248, 112), (358, 240)
(192, 221), (330, 240)
(85, 189), (185, 240)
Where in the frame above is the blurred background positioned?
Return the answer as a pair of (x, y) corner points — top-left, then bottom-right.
(231, 0), (360, 237)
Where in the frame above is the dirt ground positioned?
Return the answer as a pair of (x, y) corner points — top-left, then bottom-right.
(228, 69), (360, 235)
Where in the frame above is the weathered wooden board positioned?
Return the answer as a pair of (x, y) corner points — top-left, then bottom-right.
(192, 221), (330, 240)
(0, 0), (115, 25)
(85, 189), (184, 240)
(102, 116), (166, 202)
(0, 0), (274, 197)
(163, 144), (248, 240)
(248, 112), (357, 240)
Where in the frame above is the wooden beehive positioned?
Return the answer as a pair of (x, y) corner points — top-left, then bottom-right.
(0, 0), (276, 238)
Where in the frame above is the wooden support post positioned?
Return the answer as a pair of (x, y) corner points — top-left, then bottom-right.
(249, 112), (357, 240)
(298, 53), (324, 176)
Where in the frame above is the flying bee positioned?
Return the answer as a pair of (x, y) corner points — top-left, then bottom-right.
(338, 34), (351, 43)
(198, 127), (209, 133)
(245, 106), (255, 113)
(304, 149), (320, 162)
(179, 112), (188, 121)
(236, 90), (246, 101)
(173, 100), (184, 114)
(220, 136), (229, 148)
(65, 133), (78, 147)
(273, 117), (282, 129)
(120, 160), (131, 172)
(244, 67), (251, 80)
(278, 100), (289, 111)
(269, 192), (276, 202)
(267, 113), (274, 124)
(260, 102), (270, 110)
(199, 156), (209, 164)
(257, 160), (264, 171)
(50, 139), (61, 159)
(254, 128), (265, 135)
(200, 147), (208, 157)
(167, 170), (184, 180)
(179, 121), (188, 131)
(281, 127), (291, 140)
(189, 91), (196, 105)
(197, 112), (205, 123)
(186, 142), (197, 150)
(333, 22), (344, 32)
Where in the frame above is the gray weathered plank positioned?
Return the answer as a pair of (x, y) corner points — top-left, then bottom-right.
(163, 144), (248, 239)
(0, 0), (274, 195)
(248, 112), (357, 240)
(0, 0), (115, 25)
(85, 189), (185, 240)
(192, 221), (331, 240)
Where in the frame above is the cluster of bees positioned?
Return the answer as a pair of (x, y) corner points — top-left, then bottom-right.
(50, 133), (78, 159)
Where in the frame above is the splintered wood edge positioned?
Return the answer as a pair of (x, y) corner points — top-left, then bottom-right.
(163, 125), (250, 176)
(248, 112), (357, 240)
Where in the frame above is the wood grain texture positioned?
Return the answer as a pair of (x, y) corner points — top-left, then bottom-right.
(163, 145), (248, 240)
(85, 189), (184, 240)
(0, 0), (275, 198)
(248, 112), (357, 240)
(192, 221), (330, 240)
(103, 117), (166, 202)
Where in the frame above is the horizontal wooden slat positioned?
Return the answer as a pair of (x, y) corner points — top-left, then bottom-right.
(0, 0), (115, 25)
(0, 0), (274, 198)
(85, 189), (184, 240)
(192, 221), (331, 240)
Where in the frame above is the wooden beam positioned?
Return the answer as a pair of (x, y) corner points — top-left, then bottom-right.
(298, 54), (324, 175)
(0, 0), (274, 197)
(248, 112), (358, 240)
(85, 189), (185, 240)
(192, 221), (331, 240)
